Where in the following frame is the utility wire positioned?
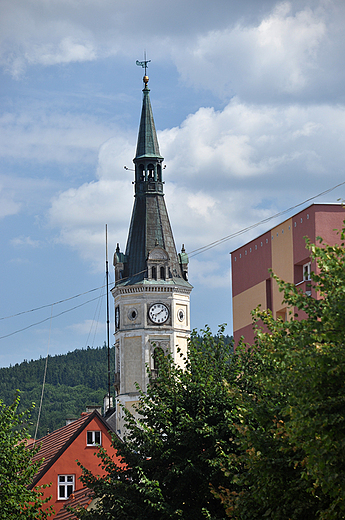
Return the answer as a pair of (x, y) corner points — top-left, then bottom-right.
(0, 294), (105, 340)
(0, 284), (110, 322)
(1, 180), (344, 337)
(188, 180), (345, 257)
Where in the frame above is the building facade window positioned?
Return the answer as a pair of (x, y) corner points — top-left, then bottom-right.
(58, 475), (75, 500)
(87, 430), (101, 446)
(303, 262), (311, 281)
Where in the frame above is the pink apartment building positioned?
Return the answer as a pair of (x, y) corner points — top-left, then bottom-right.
(231, 203), (345, 345)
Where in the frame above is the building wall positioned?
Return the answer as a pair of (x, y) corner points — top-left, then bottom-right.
(36, 416), (121, 517)
(231, 204), (345, 345)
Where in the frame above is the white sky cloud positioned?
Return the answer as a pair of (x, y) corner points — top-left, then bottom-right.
(11, 236), (41, 247)
(48, 96), (345, 273)
(1, 0), (345, 366)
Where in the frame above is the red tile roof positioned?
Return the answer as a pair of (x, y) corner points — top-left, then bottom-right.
(29, 410), (114, 488)
(54, 487), (94, 520)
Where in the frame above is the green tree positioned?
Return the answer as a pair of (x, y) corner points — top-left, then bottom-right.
(217, 229), (345, 519)
(77, 328), (241, 520)
(0, 394), (52, 519)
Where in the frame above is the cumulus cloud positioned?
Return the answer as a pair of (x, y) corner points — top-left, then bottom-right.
(0, 185), (21, 218)
(48, 137), (135, 269)
(68, 319), (104, 336)
(173, 1), (338, 102)
(3, 0), (345, 107)
(2, 0), (345, 363)
(0, 105), (116, 164)
(11, 236), (41, 247)
(48, 95), (345, 285)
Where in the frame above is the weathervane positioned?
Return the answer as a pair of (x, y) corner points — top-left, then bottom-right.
(136, 52), (151, 84)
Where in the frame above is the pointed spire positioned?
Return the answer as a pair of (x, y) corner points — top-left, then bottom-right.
(114, 71), (191, 289)
(135, 76), (163, 160)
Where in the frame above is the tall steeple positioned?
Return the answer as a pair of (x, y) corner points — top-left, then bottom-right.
(111, 68), (192, 437)
(114, 74), (190, 288)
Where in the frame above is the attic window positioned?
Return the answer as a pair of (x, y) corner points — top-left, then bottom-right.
(87, 430), (101, 446)
(58, 475), (75, 500)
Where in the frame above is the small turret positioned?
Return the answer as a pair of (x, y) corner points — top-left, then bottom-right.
(178, 244), (189, 281)
(113, 243), (126, 282)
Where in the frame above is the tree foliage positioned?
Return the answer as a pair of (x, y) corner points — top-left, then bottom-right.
(0, 345), (113, 437)
(77, 328), (239, 520)
(216, 229), (345, 519)
(73, 228), (345, 520)
(0, 394), (52, 519)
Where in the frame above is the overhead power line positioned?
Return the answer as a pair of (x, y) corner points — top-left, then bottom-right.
(0, 294), (105, 341)
(0, 283), (110, 322)
(0, 180), (344, 339)
(188, 180), (345, 258)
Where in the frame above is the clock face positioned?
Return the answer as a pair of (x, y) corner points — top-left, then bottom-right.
(148, 303), (169, 324)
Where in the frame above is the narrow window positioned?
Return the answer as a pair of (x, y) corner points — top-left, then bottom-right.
(303, 262), (311, 281)
(153, 347), (164, 373)
(152, 266), (157, 280)
(266, 278), (272, 311)
(160, 266), (165, 280)
(87, 431), (101, 446)
(58, 475), (75, 500)
(139, 164), (145, 181)
(148, 164), (154, 181)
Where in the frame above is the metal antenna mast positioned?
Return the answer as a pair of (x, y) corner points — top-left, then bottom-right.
(105, 224), (111, 412)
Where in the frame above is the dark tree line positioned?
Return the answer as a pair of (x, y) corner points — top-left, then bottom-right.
(0, 345), (114, 438)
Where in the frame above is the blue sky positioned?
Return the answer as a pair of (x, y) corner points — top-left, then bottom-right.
(1, 0), (345, 367)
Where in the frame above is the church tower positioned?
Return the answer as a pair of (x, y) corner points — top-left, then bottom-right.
(112, 71), (192, 436)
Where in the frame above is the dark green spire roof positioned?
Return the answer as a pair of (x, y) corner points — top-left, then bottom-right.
(114, 77), (192, 290)
(135, 85), (163, 160)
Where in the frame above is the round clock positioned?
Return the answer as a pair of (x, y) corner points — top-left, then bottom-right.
(148, 303), (169, 324)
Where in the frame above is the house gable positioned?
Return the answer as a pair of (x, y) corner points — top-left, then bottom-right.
(30, 411), (122, 517)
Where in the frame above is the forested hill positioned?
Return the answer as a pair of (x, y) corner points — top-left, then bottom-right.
(0, 345), (113, 438)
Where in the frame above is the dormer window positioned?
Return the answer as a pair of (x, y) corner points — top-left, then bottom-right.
(87, 431), (101, 446)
